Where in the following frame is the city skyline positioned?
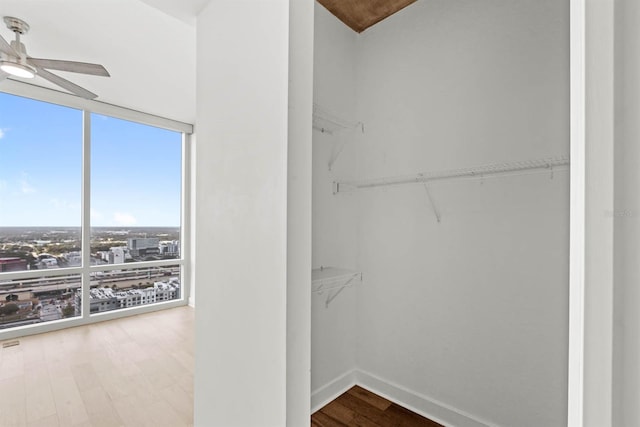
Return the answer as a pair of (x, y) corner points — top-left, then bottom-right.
(0, 92), (182, 228)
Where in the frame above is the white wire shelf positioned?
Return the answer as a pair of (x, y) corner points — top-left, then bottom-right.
(333, 156), (570, 194)
(312, 266), (362, 308)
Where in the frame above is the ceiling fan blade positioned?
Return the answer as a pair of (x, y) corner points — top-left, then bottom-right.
(0, 70), (7, 81)
(0, 34), (18, 57)
(28, 58), (110, 77)
(36, 67), (98, 99)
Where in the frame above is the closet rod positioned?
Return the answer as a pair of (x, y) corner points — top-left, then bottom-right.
(334, 156), (569, 194)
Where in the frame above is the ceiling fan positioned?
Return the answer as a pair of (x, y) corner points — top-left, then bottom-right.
(0, 16), (109, 99)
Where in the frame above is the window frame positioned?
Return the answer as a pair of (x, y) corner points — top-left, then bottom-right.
(0, 80), (193, 340)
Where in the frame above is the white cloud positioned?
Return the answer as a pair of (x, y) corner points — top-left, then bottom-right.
(113, 212), (137, 226)
(0, 129), (4, 139)
(20, 179), (35, 194)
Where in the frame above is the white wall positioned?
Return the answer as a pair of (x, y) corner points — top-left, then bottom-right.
(194, 1), (291, 425)
(614, 0), (640, 425)
(337, 1), (569, 426)
(311, 3), (360, 407)
(287, 0), (314, 425)
(581, 0), (615, 425)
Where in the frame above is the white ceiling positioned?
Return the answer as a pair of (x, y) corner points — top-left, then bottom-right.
(139, 0), (211, 26)
(0, 0), (199, 124)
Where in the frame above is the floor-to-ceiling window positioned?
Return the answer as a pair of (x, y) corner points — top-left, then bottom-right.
(0, 87), (191, 336)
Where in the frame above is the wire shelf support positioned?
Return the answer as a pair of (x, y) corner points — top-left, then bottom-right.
(312, 103), (364, 170)
(312, 266), (362, 308)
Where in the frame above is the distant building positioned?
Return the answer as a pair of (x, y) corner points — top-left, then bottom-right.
(75, 278), (180, 315)
(154, 278), (180, 301)
(75, 287), (119, 315)
(116, 286), (157, 308)
(0, 257), (27, 272)
(37, 258), (58, 269)
(159, 240), (180, 256)
(110, 247), (130, 264)
(127, 238), (160, 257)
(96, 247), (131, 264)
(64, 251), (82, 267)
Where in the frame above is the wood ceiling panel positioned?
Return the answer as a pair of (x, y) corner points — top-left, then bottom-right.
(317, 0), (417, 33)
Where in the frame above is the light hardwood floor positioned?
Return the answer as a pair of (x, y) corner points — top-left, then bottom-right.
(0, 306), (194, 427)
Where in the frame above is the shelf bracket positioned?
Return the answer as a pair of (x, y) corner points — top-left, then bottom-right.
(423, 184), (441, 223)
(312, 267), (362, 307)
(328, 138), (348, 171)
(333, 181), (357, 195)
(325, 276), (356, 308)
(327, 123), (364, 171)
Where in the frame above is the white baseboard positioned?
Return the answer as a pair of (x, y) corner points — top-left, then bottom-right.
(355, 370), (499, 427)
(311, 370), (357, 413)
(311, 369), (500, 427)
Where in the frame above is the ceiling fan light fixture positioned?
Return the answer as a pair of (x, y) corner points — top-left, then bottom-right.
(0, 60), (35, 78)
(0, 16), (109, 98)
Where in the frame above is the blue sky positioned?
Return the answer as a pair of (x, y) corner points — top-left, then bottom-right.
(0, 92), (182, 227)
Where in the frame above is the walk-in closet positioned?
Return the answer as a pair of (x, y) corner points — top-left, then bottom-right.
(311, 1), (569, 426)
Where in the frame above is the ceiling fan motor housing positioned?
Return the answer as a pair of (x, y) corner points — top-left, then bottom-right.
(2, 16), (30, 62)
(3, 16), (30, 35)
(0, 18), (35, 78)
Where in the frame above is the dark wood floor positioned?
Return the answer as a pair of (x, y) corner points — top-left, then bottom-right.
(311, 385), (443, 427)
